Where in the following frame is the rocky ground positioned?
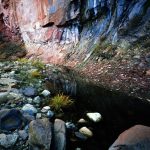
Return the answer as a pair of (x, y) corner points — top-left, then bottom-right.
(0, 60), (103, 150)
(76, 47), (150, 100)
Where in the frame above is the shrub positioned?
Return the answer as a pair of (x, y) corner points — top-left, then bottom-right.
(50, 93), (74, 112)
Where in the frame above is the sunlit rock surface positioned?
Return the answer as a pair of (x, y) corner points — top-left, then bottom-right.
(0, 0), (149, 64)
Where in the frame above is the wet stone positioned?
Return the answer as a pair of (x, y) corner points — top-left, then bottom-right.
(0, 109), (25, 131)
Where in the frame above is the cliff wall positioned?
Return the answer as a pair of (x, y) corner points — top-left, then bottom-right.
(0, 0), (149, 64)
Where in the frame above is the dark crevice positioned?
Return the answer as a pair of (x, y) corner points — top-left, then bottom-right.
(42, 22), (54, 28)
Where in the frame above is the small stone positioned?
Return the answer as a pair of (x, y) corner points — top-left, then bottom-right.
(33, 96), (41, 104)
(79, 127), (93, 137)
(47, 110), (54, 118)
(41, 106), (51, 113)
(27, 98), (33, 104)
(66, 122), (76, 130)
(41, 90), (51, 97)
(78, 118), (87, 124)
(22, 104), (37, 115)
(36, 113), (42, 119)
(9, 71), (15, 77)
(22, 87), (37, 97)
(10, 103), (16, 108)
(0, 133), (18, 148)
(18, 130), (28, 140)
(75, 132), (88, 141)
(86, 112), (102, 122)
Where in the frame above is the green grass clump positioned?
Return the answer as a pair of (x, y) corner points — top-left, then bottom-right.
(31, 59), (45, 70)
(30, 70), (42, 78)
(17, 58), (30, 64)
(50, 93), (74, 112)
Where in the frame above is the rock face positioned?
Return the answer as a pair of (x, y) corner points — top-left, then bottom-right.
(0, 0), (149, 64)
(109, 125), (150, 150)
(28, 118), (52, 150)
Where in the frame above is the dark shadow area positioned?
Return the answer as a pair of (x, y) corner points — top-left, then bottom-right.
(73, 77), (150, 150)
(45, 67), (150, 149)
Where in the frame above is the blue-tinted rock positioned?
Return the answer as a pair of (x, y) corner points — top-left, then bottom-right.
(22, 87), (37, 97)
(75, 132), (88, 141)
(0, 109), (25, 131)
(47, 110), (54, 119)
(22, 104), (37, 115)
(29, 118), (52, 150)
(54, 119), (66, 150)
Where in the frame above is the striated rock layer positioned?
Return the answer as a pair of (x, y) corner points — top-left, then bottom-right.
(0, 0), (149, 64)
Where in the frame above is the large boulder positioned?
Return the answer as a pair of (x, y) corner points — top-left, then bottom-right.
(109, 125), (150, 150)
(28, 118), (52, 150)
(0, 109), (25, 131)
(54, 119), (66, 150)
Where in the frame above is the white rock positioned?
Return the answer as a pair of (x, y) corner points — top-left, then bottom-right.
(22, 104), (37, 114)
(41, 90), (51, 97)
(79, 127), (93, 137)
(78, 118), (87, 124)
(41, 106), (51, 113)
(36, 113), (42, 119)
(86, 112), (102, 122)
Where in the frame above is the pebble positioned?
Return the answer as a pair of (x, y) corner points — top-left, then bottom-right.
(79, 127), (93, 137)
(27, 98), (33, 104)
(75, 132), (88, 141)
(41, 90), (51, 97)
(22, 104), (37, 115)
(36, 113), (42, 119)
(33, 96), (41, 104)
(18, 130), (28, 140)
(66, 122), (76, 130)
(47, 110), (54, 118)
(86, 112), (102, 122)
(78, 118), (87, 124)
(22, 87), (37, 97)
(41, 106), (51, 113)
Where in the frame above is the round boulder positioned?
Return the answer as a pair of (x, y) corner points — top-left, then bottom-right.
(109, 125), (150, 150)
